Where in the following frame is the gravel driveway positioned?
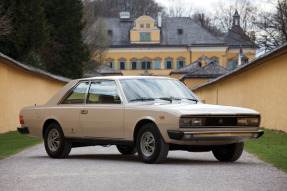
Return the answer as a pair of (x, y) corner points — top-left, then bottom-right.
(0, 144), (286, 191)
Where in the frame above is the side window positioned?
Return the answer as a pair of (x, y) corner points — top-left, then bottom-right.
(87, 81), (121, 104)
(62, 82), (89, 104)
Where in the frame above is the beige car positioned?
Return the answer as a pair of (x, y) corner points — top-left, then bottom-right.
(18, 76), (263, 163)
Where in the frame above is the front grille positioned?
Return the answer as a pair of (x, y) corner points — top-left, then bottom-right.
(180, 115), (260, 128)
(206, 117), (237, 126)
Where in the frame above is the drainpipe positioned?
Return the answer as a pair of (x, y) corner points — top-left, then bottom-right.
(187, 46), (192, 64)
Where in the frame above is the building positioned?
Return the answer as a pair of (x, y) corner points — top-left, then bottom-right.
(98, 11), (257, 80)
(192, 42), (287, 133)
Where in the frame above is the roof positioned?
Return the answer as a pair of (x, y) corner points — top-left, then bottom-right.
(224, 25), (258, 48)
(192, 42), (287, 91)
(233, 10), (240, 17)
(181, 62), (229, 79)
(170, 60), (201, 74)
(104, 17), (225, 47)
(160, 17), (224, 46)
(84, 64), (122, 78)
(0, 52), (71, 83)
(81, 75), (175, 81)
(105, 18), (135, 47)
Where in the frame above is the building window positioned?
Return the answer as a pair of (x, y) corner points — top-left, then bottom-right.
(177, 29), (183, 35)
(146, 24), (150, 28)
(235, 19), (239, 26)
(140, 24), (144, 28)
(178, 61), (184, 68)
(166, 61), (172, 69)
(131, 62), (137, 70)
(140, 33), (151, 41)
(120, 62), (125, 70)
(141, 62), (152, 69)
(155, 61), (161, 69)
(108, 30), (113, 36)
(109, 62), (114, 68)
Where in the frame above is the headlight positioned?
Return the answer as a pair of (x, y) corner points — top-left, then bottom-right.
(180, 118), (206, 127)
(237, 117), (259, 127)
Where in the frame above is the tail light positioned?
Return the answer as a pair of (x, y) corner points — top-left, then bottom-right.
(19, 116), (24, 124)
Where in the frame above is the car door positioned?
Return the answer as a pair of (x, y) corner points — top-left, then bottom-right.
(59, 81), (90, 137)
(80, 80), (125, 139)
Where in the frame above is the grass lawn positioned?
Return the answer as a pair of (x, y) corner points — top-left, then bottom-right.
(0, 131), (43, 160)
(245, 128), (287, 173)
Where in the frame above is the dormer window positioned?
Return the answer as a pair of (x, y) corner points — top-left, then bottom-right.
(177, 29), (183, 35)
(140, 24), (144, 28)
(108, 30), (113, 36)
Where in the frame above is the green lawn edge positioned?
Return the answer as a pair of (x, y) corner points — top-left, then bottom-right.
(244, 128), (287, 173)
(0, 131), (43, 160)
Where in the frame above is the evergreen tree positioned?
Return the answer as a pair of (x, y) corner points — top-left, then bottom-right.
(0, 0), (49, 61)
(42, 0), (90, 79)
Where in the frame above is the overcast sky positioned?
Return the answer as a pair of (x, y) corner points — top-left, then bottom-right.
(155, 0), (276, 14)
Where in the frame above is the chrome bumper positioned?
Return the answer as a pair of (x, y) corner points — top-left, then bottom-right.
(167, 130), (264, 141)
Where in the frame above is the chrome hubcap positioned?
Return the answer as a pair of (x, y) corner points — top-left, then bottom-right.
(140, 132), (155, 157)
(48, 129), (60, 152)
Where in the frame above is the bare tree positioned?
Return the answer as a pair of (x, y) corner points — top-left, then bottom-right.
(93, 0), (164, 18)
(213, 0), (258, 33)
(192, 12), (224, 37)
(254, 0), (287, 52)
(0, 6), (13, 39)
(82, 0), (109, 72)
(164, 0), (194, 17)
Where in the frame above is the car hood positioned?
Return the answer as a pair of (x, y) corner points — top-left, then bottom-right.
(143, 103), (259, 116)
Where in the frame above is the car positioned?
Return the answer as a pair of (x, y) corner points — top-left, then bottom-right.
(18, 76), (263, 163)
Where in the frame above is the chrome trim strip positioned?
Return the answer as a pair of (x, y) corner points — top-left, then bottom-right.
(183, 130), (263, 135)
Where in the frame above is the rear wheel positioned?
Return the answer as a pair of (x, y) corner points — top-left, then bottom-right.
(44, 122), (71, 158)
(116, 145), (137, 155)
(136, 123), (169, 164)
(212, 142), (244, 162)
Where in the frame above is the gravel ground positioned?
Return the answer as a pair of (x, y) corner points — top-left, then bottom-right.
(0, 144), (286, 191)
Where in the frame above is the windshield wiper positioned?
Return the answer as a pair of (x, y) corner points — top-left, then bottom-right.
(159, 97), (198, 103)
(181, 98), (198, 103)
(159, 97), (181, 103)
(130, 97), (155, 102)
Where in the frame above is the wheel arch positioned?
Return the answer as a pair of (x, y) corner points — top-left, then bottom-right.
(133, 119), (158, 141)
(42, 119), (61, 138)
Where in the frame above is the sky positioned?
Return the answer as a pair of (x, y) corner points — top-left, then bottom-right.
(155, 0), (276, 15)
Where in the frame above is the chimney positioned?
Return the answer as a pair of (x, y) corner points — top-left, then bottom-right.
(201, 56), (207, 66)
(237, 46), (243, 67)
(119, 11), (130, 21)
(158, 12), (162, 28)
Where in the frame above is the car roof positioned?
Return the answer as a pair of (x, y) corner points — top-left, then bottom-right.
(79, 76), (175, 81)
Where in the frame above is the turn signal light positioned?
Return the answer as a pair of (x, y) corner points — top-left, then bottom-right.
(19, 116), (24, 124)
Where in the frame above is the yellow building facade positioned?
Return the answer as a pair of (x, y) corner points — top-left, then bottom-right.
(0, 53), (69, 134)
(101, 12), (257, 80)
(192, 43), (287, 133)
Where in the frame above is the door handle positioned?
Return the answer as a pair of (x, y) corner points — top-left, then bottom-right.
(81, 110), (88, 114)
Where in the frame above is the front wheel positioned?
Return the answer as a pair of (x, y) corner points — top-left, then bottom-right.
(136, 123), (169, 164)
(44, 122), (71, 158)
(212, 142), (244, 162)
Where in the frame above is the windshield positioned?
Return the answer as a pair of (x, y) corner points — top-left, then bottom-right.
(119, 78), (200, 103)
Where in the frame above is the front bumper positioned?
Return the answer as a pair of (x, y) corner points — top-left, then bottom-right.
(17, 126), (29, 134)
(167, 130), (264, 141)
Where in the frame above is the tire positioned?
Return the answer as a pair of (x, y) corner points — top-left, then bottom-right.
(44, 122), (71, 158)
(136, 123), (169, 164)
(212, 142), (244, 162)
(116, 145), (137, 155)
